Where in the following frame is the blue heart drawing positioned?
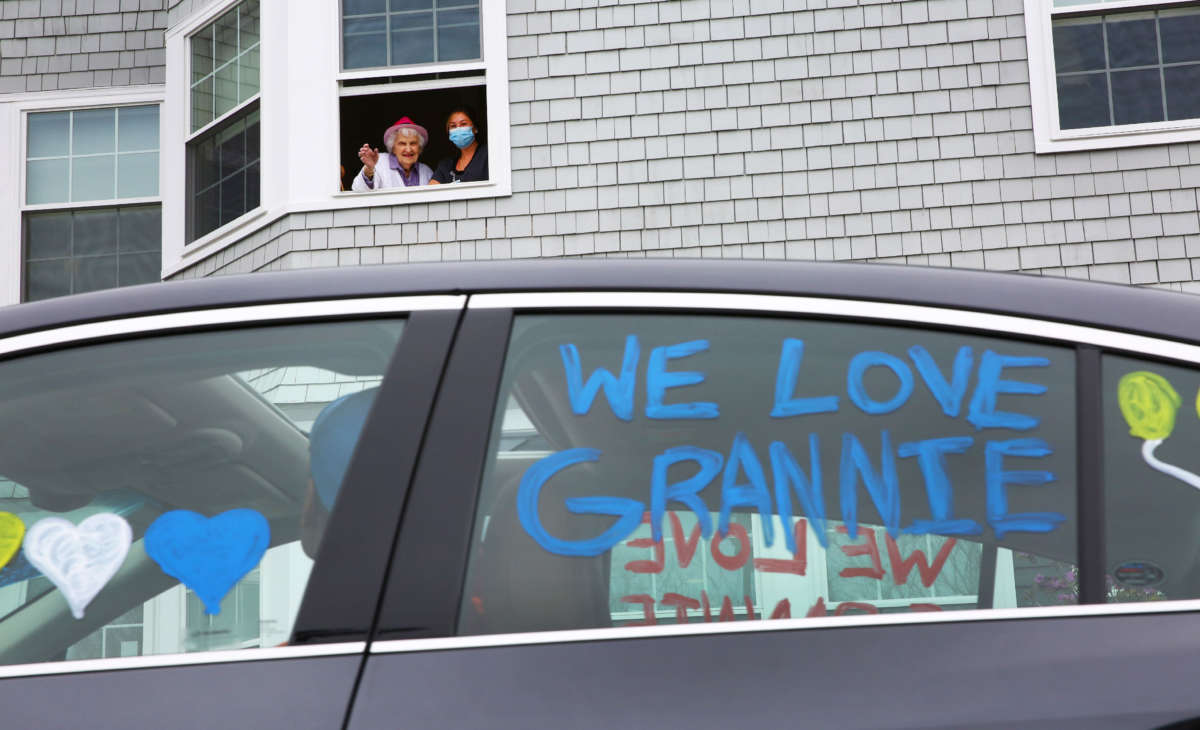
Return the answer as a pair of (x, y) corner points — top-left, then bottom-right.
(145, 509), (270, 615)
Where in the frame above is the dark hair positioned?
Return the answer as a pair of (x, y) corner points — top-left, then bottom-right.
(445, 104), (481, 132)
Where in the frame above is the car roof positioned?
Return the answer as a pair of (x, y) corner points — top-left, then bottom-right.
(0, 260), (1195, 344)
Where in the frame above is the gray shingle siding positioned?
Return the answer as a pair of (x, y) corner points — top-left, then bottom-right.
(0, 0), (166, 93)
(0, 0), (1180, 293)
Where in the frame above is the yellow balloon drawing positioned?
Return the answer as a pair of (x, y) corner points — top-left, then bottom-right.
(1118, 371), (1181, 440)
(0, 512), (24, 572)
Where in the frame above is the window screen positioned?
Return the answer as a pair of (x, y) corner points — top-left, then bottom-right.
(459, 314), (1078, 635)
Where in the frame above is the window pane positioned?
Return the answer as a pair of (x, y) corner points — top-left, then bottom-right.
(214, 7), (239, 67)
(343, 33), (387, 69)
(196, 186), (221, 237)
(27, 111), (69, 159)
(0, 319), (404, 665)
(1053, 20), (1106, 72)
(192, 77), (214, 133)
(71, 108), (116, 156)
(118, 205), (160, 253)
(245, 109), (260, 163)
(1103, 355), (1200, 602)
(1160, 8), (1200, 64)
(437, 7), (480, 62)
(238, 47), (259, 103)
(246, 160), (261, 212)
(218, 123), (246, 181)
(25, 158), (67, 205)
(345, 0), (386, 13)
(117, 251), (160, 286)
(344, 15), (386, 34)
(460, 315), (1078, 635)
(1111, 68), (1164, 125)
(239, 0), (260, 51)
(1057, 72), (1110, 129)
(191, 25), (214, 83)
(220, 170), (246, 226)
(117, 152), (158, 199)
(25, 259), (72, 301)
(73, 208), (119, 256)
(214, 62), (238, 120)
(390, 25), (435, 66)
(71, 154), (116, 202)
(117, 106), (159, 153)
(25, 210), (72, 260)
(391, 0), (432, 10)
(1165, 65), (1200, 121)
(1105, 15), (1158, 69)
(73, 254), (119, 293)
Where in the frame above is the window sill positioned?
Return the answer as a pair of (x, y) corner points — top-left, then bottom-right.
(332, 178), (500, 206)
(1035, 117), (1200, 154)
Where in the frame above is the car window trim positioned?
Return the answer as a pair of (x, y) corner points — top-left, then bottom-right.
(369, 598), (1200, 655)
(468, 291), (1200, 364)
(0, 641), (367, 679)
(0, 295), (464, 357)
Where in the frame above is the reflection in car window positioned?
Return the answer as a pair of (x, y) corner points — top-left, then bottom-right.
(0, 320), (402, 665)
(460, 314), (1077, 635)
(1104, 354), (1200, 603)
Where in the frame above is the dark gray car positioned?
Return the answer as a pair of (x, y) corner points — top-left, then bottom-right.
(1, 260), (1200, 729)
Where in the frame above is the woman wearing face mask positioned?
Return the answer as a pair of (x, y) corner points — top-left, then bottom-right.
(428, 105), (489, 184)
(351, 116), (433, 191)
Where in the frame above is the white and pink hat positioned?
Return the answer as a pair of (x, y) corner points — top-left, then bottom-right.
(383, 116), (428, 150)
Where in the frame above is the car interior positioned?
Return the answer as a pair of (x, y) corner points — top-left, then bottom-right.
(0, 319), (403, 665)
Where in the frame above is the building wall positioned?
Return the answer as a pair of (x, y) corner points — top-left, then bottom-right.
(4, 1), (1200, 292)
(165, 0), (1200, 293)
(0, 0), (166, 93)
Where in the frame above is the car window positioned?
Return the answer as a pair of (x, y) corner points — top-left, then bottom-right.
(0, 318), (403, 664)
(1104, 353), (1200, 603)
(459, 313), (1077, 634)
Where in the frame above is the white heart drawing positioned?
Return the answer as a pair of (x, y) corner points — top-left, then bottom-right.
(24, 514), (132, 620)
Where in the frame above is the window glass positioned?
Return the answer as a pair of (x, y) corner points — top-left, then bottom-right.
(1103, 354), (1200, 603)
(0, 319), (403, 665)
(24, 204), (161, 301)
(190, 0), (260, 132)
(190, 105), (260, 241)
(1053, 9), (1200, 130)
(341, 0), (480, 70)
(25, 106), (160, 205)
(460, 314), (1077, 635)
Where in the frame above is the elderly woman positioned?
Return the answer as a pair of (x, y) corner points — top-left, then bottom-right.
(352, 116), (434, 191)
(428, 106), (489, 184)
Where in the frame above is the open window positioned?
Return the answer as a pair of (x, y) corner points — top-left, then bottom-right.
(336, 0), (499, 193)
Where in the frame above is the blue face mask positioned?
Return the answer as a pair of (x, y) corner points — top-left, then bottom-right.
(449, 126), (476, 149)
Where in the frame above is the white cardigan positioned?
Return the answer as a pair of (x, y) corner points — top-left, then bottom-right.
(351, 154), (433, 191)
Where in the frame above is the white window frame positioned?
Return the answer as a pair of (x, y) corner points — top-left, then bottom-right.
(162, 0), (510, 278)
(0, 86), (165, 306)
(1025, 0), (1200, 152)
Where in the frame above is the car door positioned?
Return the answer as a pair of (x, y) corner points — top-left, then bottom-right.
(0, 294), (462, 729)
(348, 290), (1200, 730)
